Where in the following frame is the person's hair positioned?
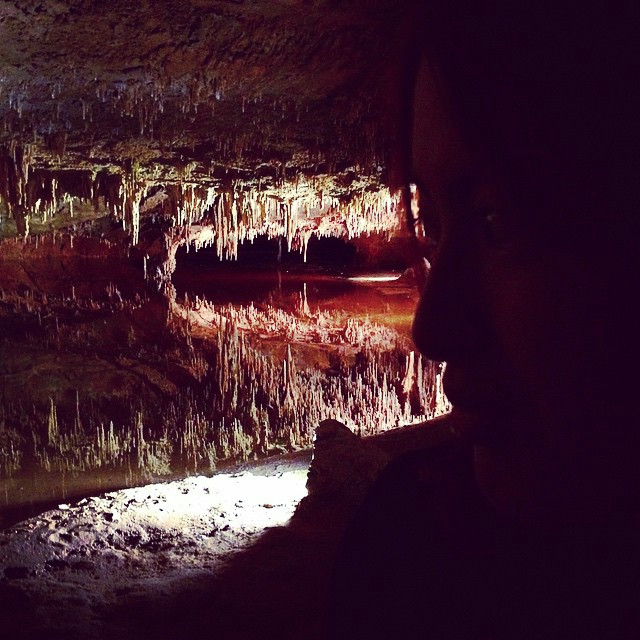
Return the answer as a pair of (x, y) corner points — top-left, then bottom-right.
(389, 0), (640, 249)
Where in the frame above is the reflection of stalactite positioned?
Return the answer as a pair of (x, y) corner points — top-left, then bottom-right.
(0, 408), (23, 477)
(403, 351), (415, 396)
(182, 297), (408, 352)
(299, 283), (311, 317)
(47, 398), (59, 446)
(2, 298), (449, 479)
(34, 407), (173, 477)
(177, 301), (451, 449)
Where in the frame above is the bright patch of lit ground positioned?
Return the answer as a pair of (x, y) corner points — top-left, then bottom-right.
(0, 419), (443, 639)
(0, 457), (313, 639)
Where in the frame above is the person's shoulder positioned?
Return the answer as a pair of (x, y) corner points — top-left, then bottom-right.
(373, 418), (473, 494)
(345, 418), (475, 541)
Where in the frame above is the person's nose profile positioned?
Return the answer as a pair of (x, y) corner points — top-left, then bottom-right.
(412, 246), (484, 365)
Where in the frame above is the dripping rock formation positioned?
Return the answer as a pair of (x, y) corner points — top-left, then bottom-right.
(0, 0), (409, 250)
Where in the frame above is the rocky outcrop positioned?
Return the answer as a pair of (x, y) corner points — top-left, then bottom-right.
(304, 419), (390, 509)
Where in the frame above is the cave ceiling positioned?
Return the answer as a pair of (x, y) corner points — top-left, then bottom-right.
(0, 0), (408, 251)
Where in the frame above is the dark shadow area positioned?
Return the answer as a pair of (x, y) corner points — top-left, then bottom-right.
(173, 235), (358, 273)
(101, 505), (347, 640)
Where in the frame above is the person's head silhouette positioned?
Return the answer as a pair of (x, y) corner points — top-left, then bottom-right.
(406, 0), (640, 526)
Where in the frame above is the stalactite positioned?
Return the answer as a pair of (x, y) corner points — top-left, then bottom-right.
(0, 144), (33, 236)
(2, 154), (403, 253)
(174, 180), (402, 262)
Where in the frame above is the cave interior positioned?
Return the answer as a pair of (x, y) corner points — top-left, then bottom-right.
(0, 2), (450, 638)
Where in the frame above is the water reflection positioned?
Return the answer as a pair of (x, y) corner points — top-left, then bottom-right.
(0, 268), (449, 527)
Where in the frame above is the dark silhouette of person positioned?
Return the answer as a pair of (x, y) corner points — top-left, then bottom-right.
(327, 1), (640, 638)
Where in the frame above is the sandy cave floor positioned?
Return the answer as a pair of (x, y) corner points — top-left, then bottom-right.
(0, 451), (350, 640)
